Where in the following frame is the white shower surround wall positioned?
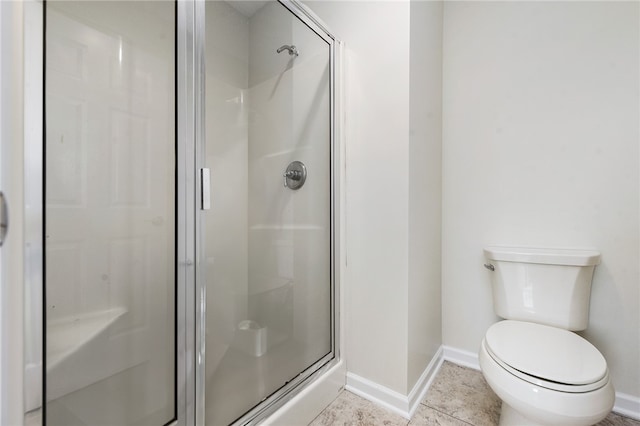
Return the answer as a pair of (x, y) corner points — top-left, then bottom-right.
(204, 0), (250, 375)
(42, 3), (176, 423)
(204, 2), (335, 423)
(248, 1), (331, 360)
(205, 0), (332, 367)
(304, 0), (444, 397)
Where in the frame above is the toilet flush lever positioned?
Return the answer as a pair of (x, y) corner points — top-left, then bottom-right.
(484, 263), (495, 271)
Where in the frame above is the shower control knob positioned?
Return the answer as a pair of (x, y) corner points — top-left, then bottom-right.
(284, 170), (302, 180)
(283, 161), (307, 190)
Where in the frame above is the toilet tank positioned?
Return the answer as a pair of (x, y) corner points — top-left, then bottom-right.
(483, 246), (601, 331)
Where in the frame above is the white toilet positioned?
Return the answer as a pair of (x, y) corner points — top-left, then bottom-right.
(479, 246), (615, 426)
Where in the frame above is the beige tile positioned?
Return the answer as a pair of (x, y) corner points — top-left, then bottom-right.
(309, 391), (409, 426)
(307, 365), (640, 426)
(422, 361), (500, 426)
(597, 412), (640, 426)
(409, 405), (471, 426)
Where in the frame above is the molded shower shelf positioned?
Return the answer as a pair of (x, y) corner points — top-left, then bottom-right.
(250, 224), (323, 230)
(262, 146), (311, 159)
(248, 277), (293, 296)
(47, 307), (126, 371)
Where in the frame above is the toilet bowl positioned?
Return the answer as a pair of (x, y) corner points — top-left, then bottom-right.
(480, 246), (614, 425)
(479, 320), (615, 426)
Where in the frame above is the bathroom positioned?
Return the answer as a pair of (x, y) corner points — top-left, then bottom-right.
(0, 0), (638, 425)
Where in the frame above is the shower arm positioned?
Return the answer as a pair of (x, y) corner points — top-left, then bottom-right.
(277, 44), (299, 57)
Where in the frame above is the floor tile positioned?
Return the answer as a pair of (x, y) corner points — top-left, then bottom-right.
(597, 412), (640, 426)
(421, 361), (500, 426)
(309, 391), (409, 426)
(309, 362), (640, 426)
(408, 405), (471, 426)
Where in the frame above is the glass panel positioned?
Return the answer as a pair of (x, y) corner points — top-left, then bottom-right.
(44, 2), (176, 424)
(204, 1), (331, 424)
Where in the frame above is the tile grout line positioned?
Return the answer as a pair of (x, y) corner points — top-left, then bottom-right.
(418, 401), (480, 426)
(307, 388), (345, 425)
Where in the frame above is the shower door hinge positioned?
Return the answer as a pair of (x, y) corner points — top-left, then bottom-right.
(200, 168), (211, 210)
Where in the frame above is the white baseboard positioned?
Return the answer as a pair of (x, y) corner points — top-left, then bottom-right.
(613, 392), (640, 421)
(407, 347), (444, 418)
(442, 345), (480, 370)
(441, 344), (640, 421)
(345, 374), (411, 419)
(344, 344), (640, 421)
(345, 347), (444, 419)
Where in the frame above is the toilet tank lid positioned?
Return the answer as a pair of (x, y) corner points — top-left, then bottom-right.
(483, 246), (601, 266)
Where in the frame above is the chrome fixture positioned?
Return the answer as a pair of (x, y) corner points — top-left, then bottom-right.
(0, 192), (7, 246)
(283, 161), (307, 190)
(277, 44), (299, 57)
(201, 168), (211, 210)
(484, 263), (495, 271)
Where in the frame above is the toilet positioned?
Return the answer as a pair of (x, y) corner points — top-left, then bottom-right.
(479, 246), (615, 426)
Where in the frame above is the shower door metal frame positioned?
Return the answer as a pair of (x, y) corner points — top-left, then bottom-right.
(22, 0), (197, 424)
(20, 0), (342, 423)
(193, 0), (343, 424)
(178, 0), (198, 423)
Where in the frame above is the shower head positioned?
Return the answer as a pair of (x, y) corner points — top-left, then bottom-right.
(277, 44), (299, 57)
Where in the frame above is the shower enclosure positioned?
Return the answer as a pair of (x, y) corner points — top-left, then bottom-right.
(201, 2), (335, 424)
(22, 0), (341, 424)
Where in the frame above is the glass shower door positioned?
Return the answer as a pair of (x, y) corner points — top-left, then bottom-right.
(202, 1), (333, 424)
(44, 2), (177, 424)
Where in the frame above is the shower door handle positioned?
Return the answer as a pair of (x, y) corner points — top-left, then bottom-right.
(0, 192), (7, 247)
(201, 168), (211, 210)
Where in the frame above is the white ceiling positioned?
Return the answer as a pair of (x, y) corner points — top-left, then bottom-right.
(225, 1), (269, 18)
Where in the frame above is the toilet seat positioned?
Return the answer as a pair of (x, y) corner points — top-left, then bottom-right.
(484, 320), (609, 393)
(480, 338), (616, 426)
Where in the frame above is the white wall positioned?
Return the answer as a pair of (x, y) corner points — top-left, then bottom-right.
(306, 0), (443, 397)
(408, 0), (443, 391)
(442, 1), (640, 401)
(307, 1), (411, 394)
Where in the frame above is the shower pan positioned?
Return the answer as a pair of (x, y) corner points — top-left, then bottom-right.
(22, 0), (341, 425)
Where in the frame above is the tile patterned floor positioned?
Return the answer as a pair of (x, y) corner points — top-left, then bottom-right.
(309, 361), (640, 426)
